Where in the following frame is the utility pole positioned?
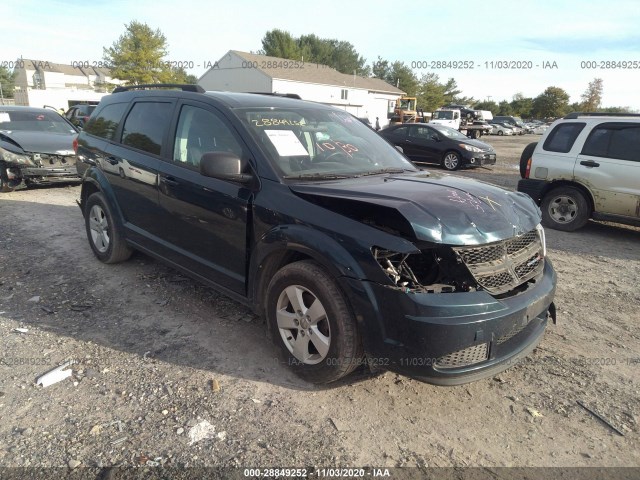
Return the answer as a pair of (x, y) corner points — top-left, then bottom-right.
(0, 82), (4, 105)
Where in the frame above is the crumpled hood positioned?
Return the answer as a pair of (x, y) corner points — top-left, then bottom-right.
(290, 172), (541, 245)
(0, 131), (76, 155)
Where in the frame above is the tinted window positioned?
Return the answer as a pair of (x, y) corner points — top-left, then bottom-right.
(409, 126), (434, 140)
(172, 105), (243, 169)
(543, 122), (585, 153)
(581, 128), (612, 157)
(608, 126), (640, 162)
(391, 126), (409, 137)
(121, 102), (173, 155)
(84, 103), (128, 140)
(582, 123), (640, 162)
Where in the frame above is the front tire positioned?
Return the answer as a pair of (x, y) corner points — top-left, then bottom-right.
(541, 186), (590, 231)
(266, 260), (363, 384)
(442, 151), (461, 171)
(85, 192), (133, 263)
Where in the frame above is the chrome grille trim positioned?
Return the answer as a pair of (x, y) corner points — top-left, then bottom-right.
(453, 229), (544, 295)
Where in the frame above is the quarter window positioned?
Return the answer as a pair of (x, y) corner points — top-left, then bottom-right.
(543, 122), (585, 153)
(121, 102), (173, 155)
(84, 103), (127, 140)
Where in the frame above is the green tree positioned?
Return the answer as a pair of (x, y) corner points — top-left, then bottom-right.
(510, 93), (533, 118)
(371, 56), (391, 80)
(0, 66), (16, 99)
(260, 29), (302, 60)
(260, 30), (370, 75)
(103, 21), (182, 85)
(531, 86), (570, 118)
(497, 100), (513, 115)
(580, 78), (603, 111)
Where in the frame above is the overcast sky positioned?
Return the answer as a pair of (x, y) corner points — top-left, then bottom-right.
(3, 0), (639, 109)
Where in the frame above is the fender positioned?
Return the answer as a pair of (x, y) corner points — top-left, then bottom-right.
(247, 223), (418, 310)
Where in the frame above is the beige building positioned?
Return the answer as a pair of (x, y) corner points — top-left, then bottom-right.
(12, 59), (124, 110)
(199, 51), (404, 127)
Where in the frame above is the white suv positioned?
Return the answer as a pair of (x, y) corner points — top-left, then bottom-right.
(517, 113), (640, 231)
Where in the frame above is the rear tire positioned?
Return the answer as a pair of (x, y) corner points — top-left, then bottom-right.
(541, 186), (590, 231)
(266, 260), (363, 384)
(519, 142), (538, 179)
(85, 192), (133, 263)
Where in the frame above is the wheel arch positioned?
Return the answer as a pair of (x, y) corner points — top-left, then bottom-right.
(80, 168), (126, 226)
(540, 180), (596, 214)
(249, 225), (367, 316)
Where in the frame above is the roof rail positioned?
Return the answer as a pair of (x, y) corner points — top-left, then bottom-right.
(112, 84), (205, 93)
(248, 92), (302, 99)
(563, 111), (640, 119)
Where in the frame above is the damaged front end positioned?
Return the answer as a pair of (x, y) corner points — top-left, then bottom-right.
(373, 224), (546, 297)
(0, 145), (79, 191)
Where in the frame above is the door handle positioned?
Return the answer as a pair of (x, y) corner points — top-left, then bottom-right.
(160, 176), (180, 186)
(106, 156), (119, 165)
(580, 160), (600, 168)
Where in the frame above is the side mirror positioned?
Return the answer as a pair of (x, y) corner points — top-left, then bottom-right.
(200, 152), (253, 184)
(395, 145), (404, 153)
(430, 134), (440, 142)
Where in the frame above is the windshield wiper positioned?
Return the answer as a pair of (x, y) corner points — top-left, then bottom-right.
(283, 172), (354, 180)
(357, 167), (415, 177)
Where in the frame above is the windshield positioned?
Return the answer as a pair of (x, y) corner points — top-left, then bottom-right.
(0, 110), (76, 134)
(236, 107), (416, 179)
(432, 110), (454, 120)
(430, 124), (468, 140)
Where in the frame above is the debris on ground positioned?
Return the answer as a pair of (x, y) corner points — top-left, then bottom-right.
(36, 361), (73, 388)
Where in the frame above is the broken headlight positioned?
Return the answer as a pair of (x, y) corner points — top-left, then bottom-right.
(0, 147), (33, 166)
(372, 246), (477, 294)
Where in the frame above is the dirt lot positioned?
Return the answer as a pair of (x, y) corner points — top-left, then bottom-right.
(1, 134), (639, 474)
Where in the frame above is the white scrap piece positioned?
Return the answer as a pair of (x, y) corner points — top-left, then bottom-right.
(13, 328), (29, 333)
(188, 420), (216, 445)
(36, 361), (74, 388)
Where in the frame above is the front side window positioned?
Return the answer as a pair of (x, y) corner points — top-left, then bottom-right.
(237, 107), (416, 178)
(172, 105), (243, 169)
(84, 103), (128, 140)
(121, 102), (173, 155)
(543, 122), (585, 153)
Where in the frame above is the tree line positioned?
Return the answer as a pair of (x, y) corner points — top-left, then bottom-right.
(0, 23), (634, 118)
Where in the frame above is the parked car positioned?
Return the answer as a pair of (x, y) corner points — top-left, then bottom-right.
(379, 123), (497, 170)
(0, 106), (80, 192)
(76, 84), (556, 385)
(518, 112), (640, 231)
(65, 104), (97, 128)
(489, 123), (514, 136)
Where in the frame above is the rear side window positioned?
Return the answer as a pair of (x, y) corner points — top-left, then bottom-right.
(543, 122), (585, 153)
(582, 122), (640, 162)
(121, 102), (173, 155)
(84, 103), (128, 141)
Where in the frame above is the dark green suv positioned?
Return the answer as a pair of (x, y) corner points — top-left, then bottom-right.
(76, 84), (556, 385)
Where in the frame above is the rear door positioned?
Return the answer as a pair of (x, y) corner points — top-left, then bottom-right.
(104, 99), (175, 245)
(576, 122), (640, 217)
(405, 124), (441, 163)
(155, 101), (252, 294)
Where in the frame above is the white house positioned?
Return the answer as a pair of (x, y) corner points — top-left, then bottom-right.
(198, 51), (404, 128)
(12, 59), (124, 111)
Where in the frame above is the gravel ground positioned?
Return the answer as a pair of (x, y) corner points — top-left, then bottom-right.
(1, 134), (639, 476)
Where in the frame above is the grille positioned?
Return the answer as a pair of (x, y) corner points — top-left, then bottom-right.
(454, 229), (544, 295)
(496, 321), (529, 344)
(435, 343), (489, 369)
